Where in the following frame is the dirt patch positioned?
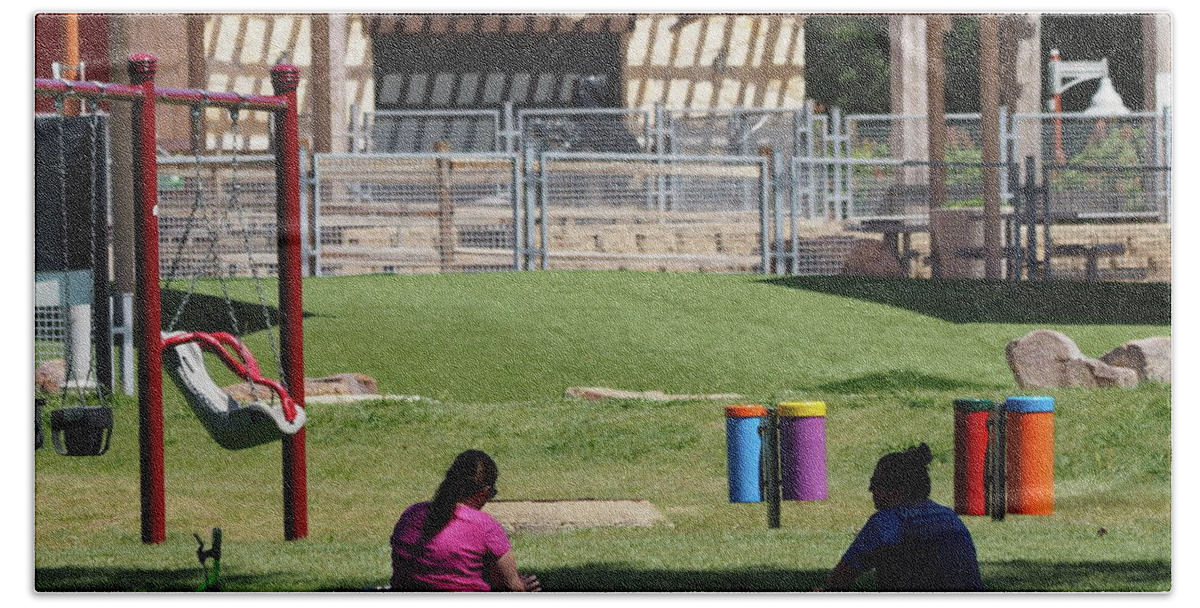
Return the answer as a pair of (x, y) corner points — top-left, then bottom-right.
(484, 499), (670, 533)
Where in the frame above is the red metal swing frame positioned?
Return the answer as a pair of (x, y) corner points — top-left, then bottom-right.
(36, 54), (308, 543)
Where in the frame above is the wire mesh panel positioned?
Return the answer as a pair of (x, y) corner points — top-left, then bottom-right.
(157, 155), (282, 281)
(731, 109), (805, 156)
(362, 109), (502, 153)
(534, 152), (767, 272)
(1012, 110), (1169, 219)
(518, 108), (650, 153)
(34, 276), (67, 368)
(793, 156), (918, 221)
(666, 109), (739, 156)
(313, 152), (520, 275)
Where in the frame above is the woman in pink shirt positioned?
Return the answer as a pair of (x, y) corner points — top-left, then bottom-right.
(390, 450), (540, 592)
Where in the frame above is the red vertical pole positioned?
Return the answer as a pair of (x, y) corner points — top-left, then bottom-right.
(271, 64), (308, 541)
(130, 53), (166, 545)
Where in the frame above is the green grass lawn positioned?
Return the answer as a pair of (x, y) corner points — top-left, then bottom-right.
(34, 271), (1171, 591)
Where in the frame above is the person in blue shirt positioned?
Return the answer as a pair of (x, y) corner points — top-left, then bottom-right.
(823, 443), (984, 592)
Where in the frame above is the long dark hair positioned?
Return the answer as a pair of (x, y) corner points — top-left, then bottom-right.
(423, 450), (499, 538)
(872, 443), (933, 502)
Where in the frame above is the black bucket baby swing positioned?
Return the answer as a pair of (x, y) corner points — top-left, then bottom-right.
(37, 97), (115, 457)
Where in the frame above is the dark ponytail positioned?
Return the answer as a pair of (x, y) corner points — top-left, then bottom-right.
(872, 443), (933, 502)
(422, 450), (499, 538)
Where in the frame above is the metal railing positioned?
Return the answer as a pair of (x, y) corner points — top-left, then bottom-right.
(311, 151), (522, 275)
(327, 104), (1171, 281)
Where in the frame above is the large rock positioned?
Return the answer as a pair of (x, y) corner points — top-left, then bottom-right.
(1063, 357), (1140, 388)
(1006, 330), (1086, 389)
(1101, 337), (1172, 384)
(840, 239), (905, 277)
(225, 372), (379, 402)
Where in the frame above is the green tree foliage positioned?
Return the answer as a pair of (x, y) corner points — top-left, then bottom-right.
(804, 16), (982, 114)
(804, 16), (889, 114)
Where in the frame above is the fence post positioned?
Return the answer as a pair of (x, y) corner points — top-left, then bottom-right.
(435, 140), (456, 272)
(522, 146), (536, 270)
(502, 102), (517, 153)
(511, 153), (522, 271)
(1023, 156), (1038, 280)
(758, 152), (771, 275)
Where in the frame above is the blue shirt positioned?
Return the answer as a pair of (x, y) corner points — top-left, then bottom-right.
(841, 499), (983, 591)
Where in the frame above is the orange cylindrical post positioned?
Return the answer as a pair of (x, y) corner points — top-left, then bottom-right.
(953, 399), (992, 516)
(1005, 396), (1055, 515)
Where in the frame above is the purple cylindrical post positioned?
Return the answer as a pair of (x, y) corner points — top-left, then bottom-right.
(779, 401), (828, 501)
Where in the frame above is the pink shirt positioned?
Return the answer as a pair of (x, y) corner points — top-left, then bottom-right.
(390, 501), (512, 591)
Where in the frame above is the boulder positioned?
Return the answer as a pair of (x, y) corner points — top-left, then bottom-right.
(1063, 357), (1140, 388)
(840, 239), (905, 277)
(35, 359), (66, 394)
(1101, 337), (1171, 384)
(1005, 330), (1086, 389)
(225, 372), (380, 402)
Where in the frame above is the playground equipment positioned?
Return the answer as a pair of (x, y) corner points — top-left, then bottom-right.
(35, 94), (114, 457)
(35, 54), (308, 543)
(724, 404), (767, 503)
(778, 401), (828, 501)
(953, 398), (992, 516)
(1005, 396), (1056, 515)
(163, 331), (306, 450)
(724, 401), (829, 529)
(157, 100), (304, 450)
(953, 396), (1054, 519)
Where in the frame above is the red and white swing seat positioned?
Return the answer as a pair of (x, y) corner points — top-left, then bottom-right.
(162, 331), (306, 450)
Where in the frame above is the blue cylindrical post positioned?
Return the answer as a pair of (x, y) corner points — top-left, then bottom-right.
(725, 404), (767, 503)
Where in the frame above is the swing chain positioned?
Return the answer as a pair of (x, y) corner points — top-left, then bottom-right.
(227, 106), (284, 394)
(53, 96), (80, 410)
(164, 103), (211, 333)
(83, 99), (110, 405)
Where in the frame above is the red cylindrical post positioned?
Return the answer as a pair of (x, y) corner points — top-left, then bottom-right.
(272, 64), (308, 541)
(130, 53), (165, 545)
(953, 399), (992, 516)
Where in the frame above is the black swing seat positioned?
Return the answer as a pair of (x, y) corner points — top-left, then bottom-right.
(162, 331), (306, 450)
(50, 405), (113, 456)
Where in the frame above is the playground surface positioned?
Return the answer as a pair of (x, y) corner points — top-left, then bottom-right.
(33, 271), (1172, 592)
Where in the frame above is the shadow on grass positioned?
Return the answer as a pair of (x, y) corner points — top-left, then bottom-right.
(815, 369), (1004, 393)
(160, 289), (317, 335)
(37, 559), (1169, 592)
(983, 559), (1170, 592)
(761, 276), (1170, 325)
(34, 565), (284, 592)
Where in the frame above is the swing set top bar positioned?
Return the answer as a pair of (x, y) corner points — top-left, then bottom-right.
(35, 54), (296, 111)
